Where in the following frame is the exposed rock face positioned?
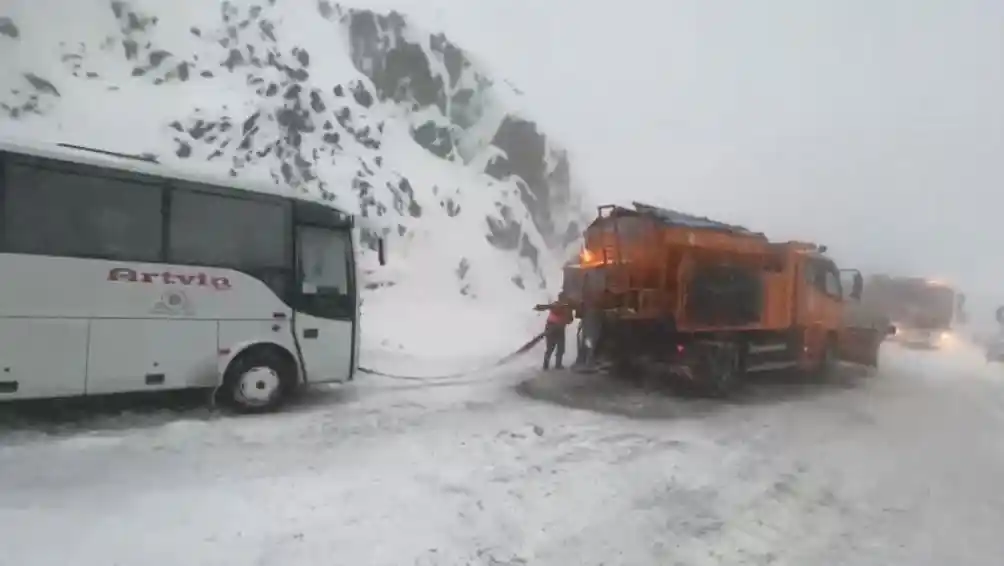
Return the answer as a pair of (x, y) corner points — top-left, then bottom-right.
(0, 17), (18, 39)
(339, 7), (580, 255)
(484, 116), (573, 247)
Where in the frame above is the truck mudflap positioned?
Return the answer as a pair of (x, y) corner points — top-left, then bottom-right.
(838, 326), (882, 367)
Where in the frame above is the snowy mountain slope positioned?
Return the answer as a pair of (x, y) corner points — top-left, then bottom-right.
(0, 0), (589, 359)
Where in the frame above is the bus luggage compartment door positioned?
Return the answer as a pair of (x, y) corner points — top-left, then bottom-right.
(0, 318), (88, 399)
(86, 319), (218, 394)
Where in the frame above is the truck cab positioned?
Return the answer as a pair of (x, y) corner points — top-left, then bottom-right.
(795, 251), (885, 369)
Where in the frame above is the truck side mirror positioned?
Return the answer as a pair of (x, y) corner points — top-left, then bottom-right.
(377, 238), (386, 266)
(850, 273), (863, 300)
(887, 324), (897, 336)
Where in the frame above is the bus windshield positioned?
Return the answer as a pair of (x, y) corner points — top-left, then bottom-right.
(299, 227), (351, 293)
(297, 225), (355, 320)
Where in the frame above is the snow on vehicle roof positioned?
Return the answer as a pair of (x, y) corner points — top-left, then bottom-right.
(627, 201), (767, 239)
(0, 136), (354, 217)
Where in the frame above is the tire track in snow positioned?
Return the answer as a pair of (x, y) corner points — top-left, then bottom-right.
(662, 463), (850, 566)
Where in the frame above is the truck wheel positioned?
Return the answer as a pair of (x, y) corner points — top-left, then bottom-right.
(867, 334), (881, 374)
(705, 343), (742, 398)
(609, 350), (639, 379)
(817, 337), (837, 379)
(219, 347), (298, 414)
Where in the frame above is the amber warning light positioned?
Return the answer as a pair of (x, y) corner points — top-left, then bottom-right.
(579, 248), (611, 266)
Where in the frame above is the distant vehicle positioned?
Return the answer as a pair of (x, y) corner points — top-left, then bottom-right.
(0, 139), (385, 412)
(561, 202), (892, 397)
(985, 307), (1004, 363)
(860, 275), (963, 350)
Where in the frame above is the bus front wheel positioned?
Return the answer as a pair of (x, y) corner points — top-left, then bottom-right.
(220, 346), (298, 413)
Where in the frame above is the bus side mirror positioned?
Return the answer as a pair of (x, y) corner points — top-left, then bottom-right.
(850, 273), (863, 301)
(377, 238), (386, 266)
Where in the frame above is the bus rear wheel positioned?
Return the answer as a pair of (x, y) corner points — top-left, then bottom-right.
(220, 347), (298, 413)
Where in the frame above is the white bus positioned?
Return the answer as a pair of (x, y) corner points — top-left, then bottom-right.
(0, 139), (384, 412)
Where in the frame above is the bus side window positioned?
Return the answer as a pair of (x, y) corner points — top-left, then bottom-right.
(3, 158), (162, 261)
(167, 185), (291, 299)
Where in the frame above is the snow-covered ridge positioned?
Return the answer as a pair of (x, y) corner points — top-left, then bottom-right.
(0, 0), (589, 354)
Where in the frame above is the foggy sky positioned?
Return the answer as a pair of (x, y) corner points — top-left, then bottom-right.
(385, 0), (1004, 313)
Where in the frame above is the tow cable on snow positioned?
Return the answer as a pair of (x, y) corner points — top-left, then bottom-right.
(357, 332), (546, 381)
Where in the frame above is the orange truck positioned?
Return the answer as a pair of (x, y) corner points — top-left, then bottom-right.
(562, 202), (893, 395)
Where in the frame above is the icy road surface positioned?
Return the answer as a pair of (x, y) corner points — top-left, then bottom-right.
(3, 343), (1004, 566)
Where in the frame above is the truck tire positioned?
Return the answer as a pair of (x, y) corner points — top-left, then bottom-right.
(703, 342), (743, 398)
(816, 336), (837, 379)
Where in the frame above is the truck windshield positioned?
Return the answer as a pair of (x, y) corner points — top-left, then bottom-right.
(908, 285), (955, 328)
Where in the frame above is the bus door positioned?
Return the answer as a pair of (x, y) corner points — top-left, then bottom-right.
(292, 224), (355, 382)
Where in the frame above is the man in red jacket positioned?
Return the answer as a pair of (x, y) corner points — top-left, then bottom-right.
(534, 292), (575, 370)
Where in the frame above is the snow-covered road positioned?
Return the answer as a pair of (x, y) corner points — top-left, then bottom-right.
(3, 343), (1004, 566)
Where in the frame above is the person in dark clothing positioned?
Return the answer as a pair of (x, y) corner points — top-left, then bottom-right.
(534, 292), (575, 370)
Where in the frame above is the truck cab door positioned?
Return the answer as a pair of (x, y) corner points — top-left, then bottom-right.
(796, 258), (833, 360)
(837, 270), (883, 367)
